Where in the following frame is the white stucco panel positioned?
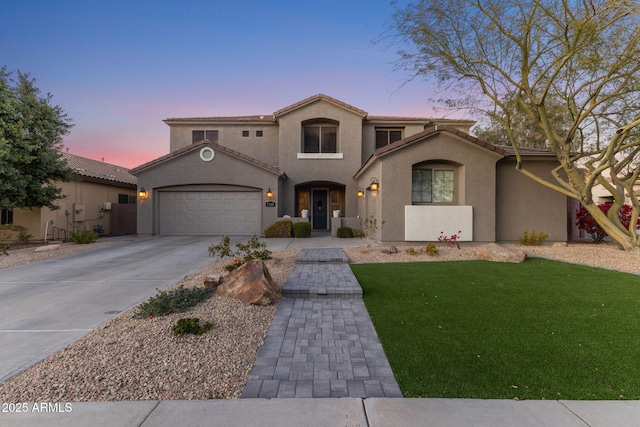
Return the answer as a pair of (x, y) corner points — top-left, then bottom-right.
(405, 205), (473, 241)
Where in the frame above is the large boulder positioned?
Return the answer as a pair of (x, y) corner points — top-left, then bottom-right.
(475, 243), (527, 263)
(216, 260), (281, 305)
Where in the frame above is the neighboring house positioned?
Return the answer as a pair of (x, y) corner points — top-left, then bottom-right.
(2, 153), (138, 241)
(131, 94), (569, 243)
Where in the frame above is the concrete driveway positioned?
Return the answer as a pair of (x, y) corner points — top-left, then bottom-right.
(0, 235), (223, 383)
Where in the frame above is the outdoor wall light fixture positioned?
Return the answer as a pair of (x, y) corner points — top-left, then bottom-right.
(369, 177), (379, 191)
(138, 187), (148, 199)
(357, 187), (365, 197)
(266, 188), (274, 199)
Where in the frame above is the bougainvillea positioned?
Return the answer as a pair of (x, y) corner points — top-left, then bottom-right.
(575, 203), (640, 244)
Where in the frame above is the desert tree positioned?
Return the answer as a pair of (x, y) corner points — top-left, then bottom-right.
(0, 68), (73, 211)
(391, 0), (640, 250)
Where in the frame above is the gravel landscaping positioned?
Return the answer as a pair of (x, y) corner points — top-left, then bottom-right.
(1, 240), (639, 402)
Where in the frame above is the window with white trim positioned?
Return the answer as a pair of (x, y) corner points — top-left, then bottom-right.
(412, 167), (455, 204)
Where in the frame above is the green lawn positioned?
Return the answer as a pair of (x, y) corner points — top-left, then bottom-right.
(351, 258), (640, 400)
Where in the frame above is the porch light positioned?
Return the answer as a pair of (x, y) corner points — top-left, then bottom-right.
(357, 187), (364, 197)
(369, 177), (379, 191)
(138, 187), (148, 199)
(266, 188), (274, 199)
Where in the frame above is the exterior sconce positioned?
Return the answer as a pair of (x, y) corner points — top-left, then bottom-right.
(369, 177), (379, 191)
(266, 188), (274, 199)
(357, 187), (364, 197)
(138, 187), (148, 199)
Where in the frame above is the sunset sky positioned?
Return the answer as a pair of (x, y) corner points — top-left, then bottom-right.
(1, 0), (455, 169)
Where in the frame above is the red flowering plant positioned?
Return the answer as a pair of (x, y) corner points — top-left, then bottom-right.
(438, 230), (462, 249)
(575, 203), (640, 244)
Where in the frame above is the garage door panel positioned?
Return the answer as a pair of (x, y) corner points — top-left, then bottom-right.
(160, 191), (261, 235)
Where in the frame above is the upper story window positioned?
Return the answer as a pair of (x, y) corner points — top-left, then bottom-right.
(242, 130), (250, 137)
(192, 130), (218, 144)
(412, 165), (456, 204)
(376, 128), (403, 149)
(256, 130), (263, 137)
(303, 123), (337, 153)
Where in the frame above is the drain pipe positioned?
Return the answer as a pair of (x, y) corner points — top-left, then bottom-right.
(44, 219), (54, 243)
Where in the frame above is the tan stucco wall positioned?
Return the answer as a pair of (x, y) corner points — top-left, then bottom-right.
(276, 100), (364, 218)
(169, 123), (280, 167)
(496, 158), (568, 242)
(358, 133), (503, 243)
(12, 181), (136, 240)
(135, 145), (281, 236)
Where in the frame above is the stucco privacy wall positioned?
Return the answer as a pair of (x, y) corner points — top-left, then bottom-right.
(134, 144), (281, 236)
(496, 157), (568, 241)
(276, 98), (365, 218)
(362, 132), (503, 242)
(12, 181), (136, 240)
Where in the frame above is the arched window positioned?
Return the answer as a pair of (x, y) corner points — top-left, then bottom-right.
(412, 162), (458, 204)
(302, 119), (338, 153)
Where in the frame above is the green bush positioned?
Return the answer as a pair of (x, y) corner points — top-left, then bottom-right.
(264, 220), (293, 238)
(405, 247), (417, 255)
(294, 221), (311, 238)
(69, 229), (98, 244)
(208, 235), (272, 272)
(133, 285), (216, 318)
(16, 231), (33, 243)
(519, 229), (549, 246)
(171, 317), (213, 336)
(336, 226), (354, 238)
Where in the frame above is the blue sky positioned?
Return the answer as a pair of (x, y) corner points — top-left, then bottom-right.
(1, 0), (449, 168)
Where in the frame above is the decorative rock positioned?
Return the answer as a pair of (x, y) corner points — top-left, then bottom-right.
(203, 274), (223, 288)
(475, 243), (527, 263)
(34, 244), (60, 252)
(552, 242), (568, 247)
(216, 260), (281, 305)
(390, 246), (398, 254)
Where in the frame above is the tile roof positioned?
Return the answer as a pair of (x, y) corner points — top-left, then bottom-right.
(373, 125), (509, 157)
(130, 140), (287, 178)
(164, 115), (276, 124)
(62, 152), (137, 186)
(273, 94), (368, 118)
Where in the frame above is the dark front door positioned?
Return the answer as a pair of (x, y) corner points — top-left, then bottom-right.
(312, 189), (328, 230)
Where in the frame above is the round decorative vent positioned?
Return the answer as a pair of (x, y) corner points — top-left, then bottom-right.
(200, 146), (215, 162)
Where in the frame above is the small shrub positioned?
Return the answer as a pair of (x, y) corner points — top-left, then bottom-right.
(576, 203), (640, 243)
(336, 226), (354, 238)
(519, 229), (549, 246)
(438, 231), (461, 249)
(405, 247), (417, 255)
(353, 229), (365, 238)
(134, 285), (216, 318)
(172, 317), (213, 336)
(16, 231), (33, 243)
(425, 243), (439, 256)
(69, 229), (98, 244)
(294, 221), (311, 238)
(209, 235), (272, 272)
(264, 220), (293, 238)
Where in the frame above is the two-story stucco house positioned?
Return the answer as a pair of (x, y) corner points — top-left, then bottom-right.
(131, 94), (570, 243)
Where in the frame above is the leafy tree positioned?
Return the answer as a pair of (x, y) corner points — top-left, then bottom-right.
(0, 68), (73, 210)
(391, 0), (640, 250)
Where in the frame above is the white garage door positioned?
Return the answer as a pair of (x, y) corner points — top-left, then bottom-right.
(159, 191), (261, 235)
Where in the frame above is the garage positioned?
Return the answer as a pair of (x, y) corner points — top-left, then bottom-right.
(159, 191), (262, 235)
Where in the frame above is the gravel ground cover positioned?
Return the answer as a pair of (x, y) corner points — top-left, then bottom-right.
(1, 240), (639, 402)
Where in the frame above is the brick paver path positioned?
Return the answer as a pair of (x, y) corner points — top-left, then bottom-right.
(241, 248), (402, 398)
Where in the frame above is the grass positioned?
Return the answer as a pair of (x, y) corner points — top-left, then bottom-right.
(351, 258), (640, 400)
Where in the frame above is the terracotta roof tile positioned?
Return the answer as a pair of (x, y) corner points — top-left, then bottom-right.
(273, 94), (368, 117)
(62, 152), (137, 186)
(130, 141), (286, 178)
(371, 125), (509, 158)
(163, 115), (276, 123)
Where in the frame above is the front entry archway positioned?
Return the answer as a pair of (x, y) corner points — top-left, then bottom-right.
(296, 181), (345, 231)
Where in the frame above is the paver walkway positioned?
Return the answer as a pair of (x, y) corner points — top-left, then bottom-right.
(241, 248), (402, 398)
